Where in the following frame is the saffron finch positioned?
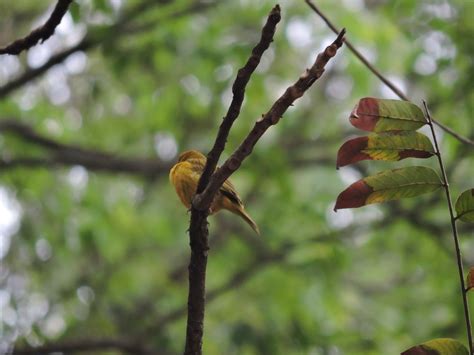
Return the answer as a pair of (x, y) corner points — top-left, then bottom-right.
(169, 150), (260, 235)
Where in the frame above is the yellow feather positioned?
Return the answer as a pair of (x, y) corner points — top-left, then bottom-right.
(169, 150), (260, 235)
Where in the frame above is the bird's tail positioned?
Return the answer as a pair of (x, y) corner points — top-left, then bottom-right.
(233, 207), (260, 235)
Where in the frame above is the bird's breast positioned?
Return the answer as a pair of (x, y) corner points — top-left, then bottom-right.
(170, 162), (201, 208)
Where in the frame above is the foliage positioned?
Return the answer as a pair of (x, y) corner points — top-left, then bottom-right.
(1, 0), (473, 354)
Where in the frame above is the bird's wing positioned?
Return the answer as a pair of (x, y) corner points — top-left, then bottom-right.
(220, 179), (243, 206)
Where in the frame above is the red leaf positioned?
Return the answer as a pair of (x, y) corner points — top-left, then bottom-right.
(337, 132), (435, 168)
(350, 98), (379, 131)
(334, 180), (373, 211)
(349, 98), (426, 132)
(336, 136), (370, 168)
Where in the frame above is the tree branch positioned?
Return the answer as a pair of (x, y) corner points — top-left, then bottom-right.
(423, 100), (473, 353)
(197, 4), (282, 194)
(183, 7), (344, 351)
(0, 0), (214, 99)
(0, 119), (171, 177)
(143, 222), (359, 340)
(194, 28), (346, 210)
(304, 0), (474, 148)
(0, 0), (73, 56)
(184, 6), (282, 354)
(0, 39), (93, 98)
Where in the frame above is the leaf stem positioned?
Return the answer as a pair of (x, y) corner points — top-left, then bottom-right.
(423, 100), (473, 354)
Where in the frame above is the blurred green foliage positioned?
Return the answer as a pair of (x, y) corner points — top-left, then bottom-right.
(0, 0), (473, 354)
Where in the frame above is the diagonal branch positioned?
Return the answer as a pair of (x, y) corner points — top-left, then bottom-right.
(0, 0), (215, 99)
(194, 29), (346, 210)
(0, 0), (73, 56)
(304, 0), (474, 148)
(196, 5), (282, 194)
(184, 6), (282, 354)
(184, 11), (345, 351)
(0, 39), (93, 98)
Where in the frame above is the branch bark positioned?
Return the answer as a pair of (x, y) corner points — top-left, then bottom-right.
(197, 5), (282, 193)
(184, 5), (344, 352)
(0, 0), (214, 99)
(0, 39), (93, 98)
(184, 6), (282, 354)
(194, 29), (346, 210)
(0, 0), (73, 55)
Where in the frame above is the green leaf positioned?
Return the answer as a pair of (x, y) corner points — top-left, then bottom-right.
(401, 338), (469, 354)
(335, 166), (443, 210)
(350, 97), (427, 132)
(455, 189), (474, 222)
(337, 131), (435, 168)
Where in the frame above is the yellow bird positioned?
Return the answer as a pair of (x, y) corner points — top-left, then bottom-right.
(169, 150), (260, 235)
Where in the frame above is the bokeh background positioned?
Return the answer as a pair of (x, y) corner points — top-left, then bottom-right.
(1, 0), (473, 354)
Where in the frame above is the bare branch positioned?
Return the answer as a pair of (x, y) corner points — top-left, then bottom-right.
(183, 6), (282, 354)
(183, 10), (344, 350)
(197, 4), (282, 194)
(304, 0), (474, 148)
(194, 29), (346, 210)
(0, 0), (73, 56)
(0, 0), (215, 99)
(0, 40), (92, 98)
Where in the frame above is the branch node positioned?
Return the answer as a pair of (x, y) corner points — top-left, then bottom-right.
(325, 44), (338, 57)
(228, 157), (241, 170)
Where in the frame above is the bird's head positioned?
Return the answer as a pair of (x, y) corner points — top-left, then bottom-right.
(177, 150), (206, 163)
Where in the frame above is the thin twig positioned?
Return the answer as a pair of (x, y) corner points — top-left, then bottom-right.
(184, 6), (282, 354)
(194, 29), (346, 210)
(423, 100), (473, 354)
(304, 0), (474, 148)
(0, 0), (73, 55)
(0, 40), (93, 98)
